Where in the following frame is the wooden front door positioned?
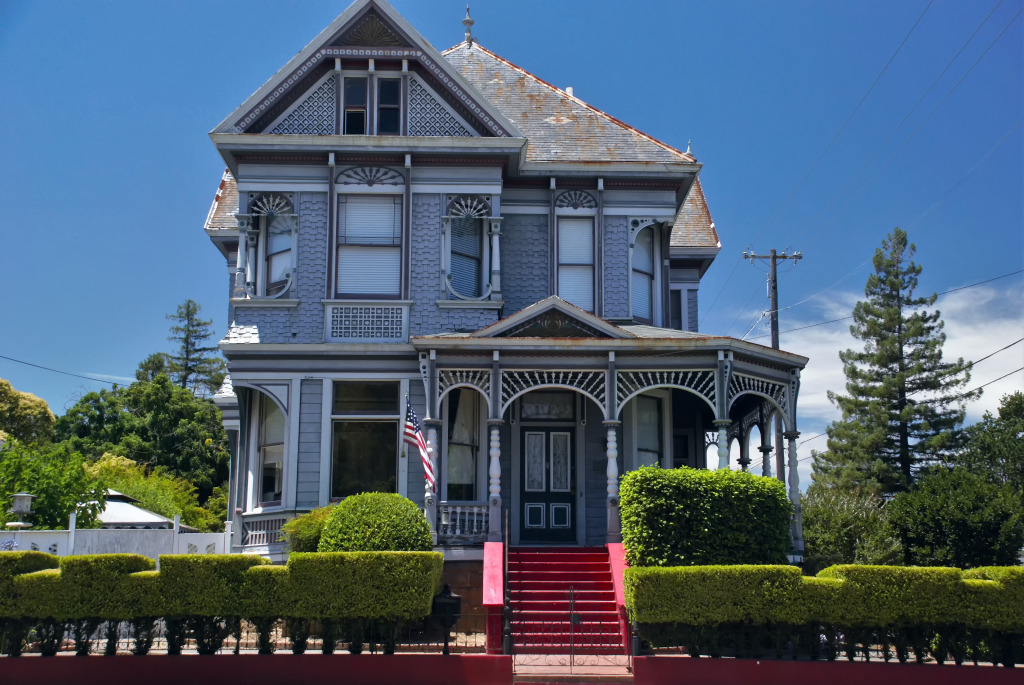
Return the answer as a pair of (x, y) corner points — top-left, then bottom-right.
(520, 429), (575, 543)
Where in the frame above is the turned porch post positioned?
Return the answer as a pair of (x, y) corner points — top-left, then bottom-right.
(604, 421), (621, 543)
(713, 420), (731, 470)
(424, 420), (440, 545)
(785, 431), (804, 553)
(487, 420), (502, 542)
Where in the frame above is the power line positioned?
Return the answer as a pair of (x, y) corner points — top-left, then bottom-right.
(747, 269), (1024, 340)
(700, 1), (933, 327)
(787, 0), (1006, 250)
(0, 354), (119, 386)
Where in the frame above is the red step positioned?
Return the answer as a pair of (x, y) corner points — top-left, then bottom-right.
(506, 547), (625, 656)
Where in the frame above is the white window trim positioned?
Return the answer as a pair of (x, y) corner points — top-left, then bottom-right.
(334, 193), (404, 298)
(628, 223), (662, 325)
(556, 215), (596, 312)
(669, 284), (697, 332)
(236, 193), (298, 301)
(340, 70), (407, 136)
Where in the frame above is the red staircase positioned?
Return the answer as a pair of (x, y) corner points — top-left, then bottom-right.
(507, 547), (625, 655)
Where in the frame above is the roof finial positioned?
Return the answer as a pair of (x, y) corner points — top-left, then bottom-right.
(463, 4), (475, 46)
(686, 139), (692, 155)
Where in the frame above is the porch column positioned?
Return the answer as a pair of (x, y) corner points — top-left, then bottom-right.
(424, 419), (440, 545)
(487, 420), (503, 542)
(738, 436), (751, 471)
(759, 445), (773, 478)
(784, 431), (804, 554)
(604, 421), (621, 543)
(713, 419), (731, 470)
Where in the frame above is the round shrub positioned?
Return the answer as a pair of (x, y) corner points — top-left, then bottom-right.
(318, 493), (431, 552)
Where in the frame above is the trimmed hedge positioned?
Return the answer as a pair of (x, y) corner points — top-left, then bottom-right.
(0, 549), (444, 657)
(620, 466), (791, 567)
(318, 493), (432, 552)
(624, 563), (1024, 666)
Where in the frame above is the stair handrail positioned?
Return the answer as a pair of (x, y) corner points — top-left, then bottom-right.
(502, 507), (512, 655)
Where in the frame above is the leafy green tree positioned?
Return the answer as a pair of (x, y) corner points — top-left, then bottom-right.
(889, 466), (1023, 568)
(0, 378), (55, 444)
(135, 352), (170, 383)
(83, 454), (223, 532)
(813, 229), (976, 495)
(950, 392), (1024, 503)
(801, 484), (902, 571)
(0, 439), (105, 529)
(55, 374), (228, 502)
(166, 299), (226, 396)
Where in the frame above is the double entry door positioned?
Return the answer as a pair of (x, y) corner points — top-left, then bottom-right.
(520, 428), (576, 543)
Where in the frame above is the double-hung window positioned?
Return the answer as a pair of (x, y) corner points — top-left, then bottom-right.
(632, 227), (655, 321)
(450, 216), (485, 298)
(336, 196), (402, 297)
(330, 381), (400, 499)
(342, 75), (403, 136)
(240, 193), (295, 299)
(557, 218), (595, 312)
(259, 398), (285, 505)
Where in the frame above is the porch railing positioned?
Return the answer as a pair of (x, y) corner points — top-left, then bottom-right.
(437, 502), (489, 544)
(242, 517), (286, 547)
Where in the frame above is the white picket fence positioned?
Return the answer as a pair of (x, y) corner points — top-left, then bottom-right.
(0, 514), (233, 561)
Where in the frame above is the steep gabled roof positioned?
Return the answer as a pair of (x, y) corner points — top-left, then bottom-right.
(443, 42), (695, 166)
(204, 169), (237, 234)
(213, 0), (521, 138)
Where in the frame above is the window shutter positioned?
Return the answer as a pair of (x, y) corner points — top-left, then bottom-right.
(632, 272), (652, 320)
(340, 196), (401, 245)
(337, 246), (401, 295)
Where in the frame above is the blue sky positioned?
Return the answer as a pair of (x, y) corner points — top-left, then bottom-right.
(1, 1), (1021, 483)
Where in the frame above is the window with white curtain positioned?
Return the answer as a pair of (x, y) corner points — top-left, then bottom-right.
(635, 395), (662, 468)
(336, 195), (403, 297)
(259, 398), (285, 505)
(445, 388), (481, 501)
(557, 217), (594, 312)
(632, 227), (655, 321)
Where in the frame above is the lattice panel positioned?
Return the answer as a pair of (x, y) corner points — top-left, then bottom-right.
(270, 74), (336, 135)
(729, 373), (788, 414)
(617, 370), (716, 409)
(502, 370), (606, 412)
(438, 369), (491, 398)
(408, 77), (473, 137)
(329, 305), (406, 341)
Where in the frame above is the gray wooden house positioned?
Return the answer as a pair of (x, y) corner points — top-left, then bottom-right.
(205, 0), (808, 561)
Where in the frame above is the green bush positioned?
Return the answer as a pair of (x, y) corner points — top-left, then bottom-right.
(801, 485), (902, 568)
(58, 554), (156, 620)
(620, 466), (791, 567)
(159, 554), (270, 618)
(287, 551), (443, 621)
(282, 503), (337, 552)
(0, 552), (59, 616)
(889, 467), (1024, 568)
(318, 493), (431, 552)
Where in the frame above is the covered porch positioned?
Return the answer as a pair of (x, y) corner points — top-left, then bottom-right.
(412, 298), (808, 553)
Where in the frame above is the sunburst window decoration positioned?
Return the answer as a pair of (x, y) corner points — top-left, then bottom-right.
(244, 193), (297, 298)
(443, 195), (493, 300)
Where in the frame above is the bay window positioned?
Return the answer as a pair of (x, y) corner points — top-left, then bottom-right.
(336, 195), (403, 297)
(237, 193), (295, 299)
(330, 381), (400, 499)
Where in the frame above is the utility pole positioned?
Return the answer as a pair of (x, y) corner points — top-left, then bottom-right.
(743, 248), (802, 480)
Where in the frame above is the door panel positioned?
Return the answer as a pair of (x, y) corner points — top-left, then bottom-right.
(520, 429), (575, 543)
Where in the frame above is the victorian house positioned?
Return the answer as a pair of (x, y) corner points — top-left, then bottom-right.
(205, 0), (808, 561)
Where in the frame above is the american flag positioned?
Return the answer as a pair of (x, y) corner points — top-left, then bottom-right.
(404, 396), (435, 493)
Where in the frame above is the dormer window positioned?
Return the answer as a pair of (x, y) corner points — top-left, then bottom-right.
(344, 77), (368, 134)
(342, 74), (404, 136)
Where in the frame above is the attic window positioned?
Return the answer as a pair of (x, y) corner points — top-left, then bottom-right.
(344, 77), (368, 134)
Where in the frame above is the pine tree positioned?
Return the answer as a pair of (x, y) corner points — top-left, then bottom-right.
(166, 300), (226, 396)
(813, 229), (976, 495)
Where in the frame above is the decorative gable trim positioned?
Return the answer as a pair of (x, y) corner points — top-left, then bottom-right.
(215, 0), (521, 139)
(268, 73), (337, 136)
(408, 76), (475, 137)
(475, 296), (634, 339)
(338, 11), (407, 47)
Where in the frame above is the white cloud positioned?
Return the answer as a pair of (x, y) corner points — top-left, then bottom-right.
(760, 282), (1024, 490)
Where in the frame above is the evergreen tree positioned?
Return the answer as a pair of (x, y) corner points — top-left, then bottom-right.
(813, 229), (976, 495)
(135, 352), (170, 383)
(950, 392), (1024, 504)
(166, 299), (226, 396)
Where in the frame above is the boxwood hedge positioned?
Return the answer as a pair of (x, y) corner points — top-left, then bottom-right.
(0, 549), (443, 657)
(624, 563), (1024, 666)
(620, 466), (791, 567)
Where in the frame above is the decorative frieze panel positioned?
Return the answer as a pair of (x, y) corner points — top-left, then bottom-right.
(269, 74), (337, 136)
(556, 190), (597, 210)
(339, 13), (406, 47)
(438, 369), (491, 403)
(617, 370), (716, 413)
(728, 373), (788, 416)
(408, 77), (474, 137)
(446, 194), (491, 218)
(325, 303), (408, 342)
(501, 370), (606, 414)
(336, 166), (404, 186)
